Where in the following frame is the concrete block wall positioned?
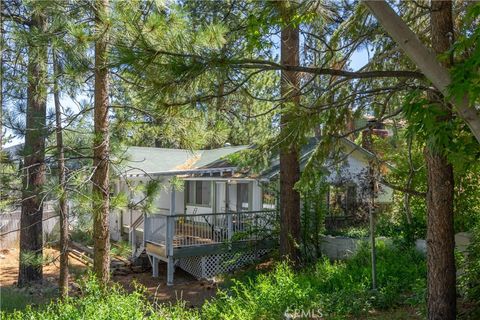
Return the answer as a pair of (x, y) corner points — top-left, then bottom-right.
(322, 233), (472, 260)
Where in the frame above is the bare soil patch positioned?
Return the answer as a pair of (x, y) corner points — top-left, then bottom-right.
(0, 246), (217, 308)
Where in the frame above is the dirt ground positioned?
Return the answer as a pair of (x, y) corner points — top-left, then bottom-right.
(0, 247), (86, 286)
(0, 246), (217, 307)
(114, 264), (218, 306)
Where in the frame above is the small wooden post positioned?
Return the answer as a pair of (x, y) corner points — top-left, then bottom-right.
(143, 211), (147, 245)
(152, 256), (159, 277)
(369, 202), (377, 290)
(167, 256), (174, 286)
(129, 190), (135, 255)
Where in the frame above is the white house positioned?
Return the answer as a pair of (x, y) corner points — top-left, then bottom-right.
(110, 138), (393, 285)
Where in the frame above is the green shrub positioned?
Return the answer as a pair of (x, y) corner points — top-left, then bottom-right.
(459, 226), (480, 318)
(328, 226), (370, 238)
(202, 243), (426, 319)
(110, 240), (132, 258)
(0, 287), (57, 314)
(70, 228), (94, 246)
(2, 245), (426, 320)
(2, 276), (159, 320)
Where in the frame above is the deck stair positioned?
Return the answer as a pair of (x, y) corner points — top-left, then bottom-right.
(129, 214), (145, 261)
(69, 241), (130, 271)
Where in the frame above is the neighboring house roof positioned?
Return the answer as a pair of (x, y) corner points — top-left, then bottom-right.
(2, 143), (24, 162)
(258, 137), (378, 180)
(119, 145), (248, 177)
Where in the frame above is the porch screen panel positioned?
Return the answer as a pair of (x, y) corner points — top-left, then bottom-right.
(196, 181), (211, 206)
(145, 214), (167, 245)
(237, 183), (249, 211)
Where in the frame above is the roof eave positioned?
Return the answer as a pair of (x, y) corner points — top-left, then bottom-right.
(123, 166), (238, 178)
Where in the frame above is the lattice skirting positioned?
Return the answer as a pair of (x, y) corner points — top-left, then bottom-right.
(177, 249), (270, 279)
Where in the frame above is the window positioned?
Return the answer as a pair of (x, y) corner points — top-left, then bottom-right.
(237, 183), (250, 211)
(185, 181), (195, 204)
(197, 181), (211, 206)
(185, 180), (211, 206)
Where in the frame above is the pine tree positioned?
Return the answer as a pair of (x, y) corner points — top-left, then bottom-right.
(92, 0), (111, 285)
(18, 3), (48, 286)
(279, 2), (301, 266)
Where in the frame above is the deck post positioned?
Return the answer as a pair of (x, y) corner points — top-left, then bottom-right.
(226, 182), (233, 240)
(167, 256), (174, 286)
(168, 185), (175, 256)
(170, 184), (176, 216)
(166, 184), (176, 285)
(143, 211), (147, 246)
(129, 189), (135, 255)
(131, 221), (136, 257)
(152, 256), (159, 277)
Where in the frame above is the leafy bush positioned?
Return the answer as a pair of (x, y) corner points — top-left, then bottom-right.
(202, 243), (426, 319)
(376, 213), (427, 247)
(70, 228), (94, 246)
(2, 245), (426, 320)
(2, 276), (161, 320)
(459, 226), (480, 318)
(110, 240), (132, 258)
(328, 226), (370, 238)
(0, 287), (57, 314)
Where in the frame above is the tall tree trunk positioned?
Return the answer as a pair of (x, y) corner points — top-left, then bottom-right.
(18, 8), (48, 286)
(53, 52), (69, 297)
(279, 14), (301, 266)
(425, 2), (456, 319)
(92, 0), (110, 285)
(0, 0), (3, 151)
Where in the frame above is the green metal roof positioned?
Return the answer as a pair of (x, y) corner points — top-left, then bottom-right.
(119, 145), (248, 176)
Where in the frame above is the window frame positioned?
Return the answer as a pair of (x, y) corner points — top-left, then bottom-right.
(236, 183), (250, 212)
(185, 180), (212, 207)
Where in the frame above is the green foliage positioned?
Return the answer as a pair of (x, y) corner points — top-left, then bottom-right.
(70, 226), (94, 247)
(376, 213), (426, 247)
(297, 171), (328, 261)
(110, 240), (132, 259)
(202, 244), (426, 319)
(450, 2), (480, 106)
(3, 246), (426, 319)
(329, 226), (370, 238)
(0, 286), (57, 314)
(2, 275), (159, 320)
(459, 225), (480, 317)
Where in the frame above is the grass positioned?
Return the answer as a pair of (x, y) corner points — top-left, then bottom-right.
(0, 286), (57, 314)
(201, 242), (426, 319)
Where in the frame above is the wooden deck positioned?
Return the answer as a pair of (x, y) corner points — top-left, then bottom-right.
(142, 210), (277, 284)
(146, 238), (274, 259)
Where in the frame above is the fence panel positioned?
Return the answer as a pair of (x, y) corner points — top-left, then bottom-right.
(0, 206), (58, 249)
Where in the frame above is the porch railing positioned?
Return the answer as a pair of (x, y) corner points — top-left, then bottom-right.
(144, 210), (278, 251)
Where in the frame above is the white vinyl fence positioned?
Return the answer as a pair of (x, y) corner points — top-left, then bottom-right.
(0, 203), (58, 249)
